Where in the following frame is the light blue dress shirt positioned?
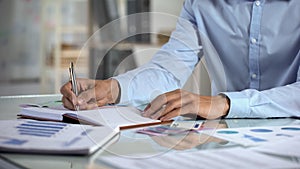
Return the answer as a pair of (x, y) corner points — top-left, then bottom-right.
(114, 0), (300, 118)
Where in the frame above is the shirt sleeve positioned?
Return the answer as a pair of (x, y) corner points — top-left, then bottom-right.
(113, 0), (202, 109)
(222, 65), (300, 118)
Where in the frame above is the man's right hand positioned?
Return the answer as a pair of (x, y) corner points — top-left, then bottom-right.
(60, 78), (120, 110)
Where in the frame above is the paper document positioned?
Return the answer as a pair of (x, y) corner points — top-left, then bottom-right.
(251, 136), (300, 157)
(0, 119), (119, 155)
(99, 147), (299, 169)
(201, 125), (300, 146)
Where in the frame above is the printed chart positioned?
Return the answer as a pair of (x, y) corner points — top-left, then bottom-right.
(202, 125), (300, 146)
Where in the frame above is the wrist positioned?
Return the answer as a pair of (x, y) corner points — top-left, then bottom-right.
(218, 94), (230, 117)
(110, 78), (121, 104)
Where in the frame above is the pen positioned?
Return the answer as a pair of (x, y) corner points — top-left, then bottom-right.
(69, 62), (79, 111)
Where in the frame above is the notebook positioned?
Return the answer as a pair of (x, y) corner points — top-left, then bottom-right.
(18, 105), (170, 130)
(0, 119), (119, 155)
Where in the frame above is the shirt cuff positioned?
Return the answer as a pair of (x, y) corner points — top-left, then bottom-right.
(221, 92), (250, 118)
(111, 74), (132, 105)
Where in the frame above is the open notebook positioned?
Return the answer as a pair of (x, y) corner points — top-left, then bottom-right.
(0, 119), (119, 155)
(18, 105), (169, 130)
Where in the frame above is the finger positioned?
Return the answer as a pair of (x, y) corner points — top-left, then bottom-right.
(143, 95), (167, 117)
(97, 98), (109, 107)
(160, 94), (191, 116)
(150, 101), (178, 119)
(143, 104), (151, 112)
(143, 90), (182, 117)
(78, 97), (107, 110)
(85, 102), (99, 110)
(152, 93), (194, 119)
(150, 105), (166, 120)
(78, 101), (98, 110)
(60, 82), (72, 95)
(160, 103), (194, 121)
(159, 108), (181, 121)
(77, 88), (96, 106)
(60, 82), (78, 106)
(62, 96), (75, 110)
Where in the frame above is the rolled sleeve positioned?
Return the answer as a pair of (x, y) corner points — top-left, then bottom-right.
(221, 92), (250, 118)
(112, 74), (132, 105)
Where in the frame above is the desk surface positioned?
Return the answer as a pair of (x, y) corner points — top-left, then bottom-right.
(0, 94), (299, 169)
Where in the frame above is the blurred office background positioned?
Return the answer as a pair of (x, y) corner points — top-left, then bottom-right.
(0, 0), (210, 96)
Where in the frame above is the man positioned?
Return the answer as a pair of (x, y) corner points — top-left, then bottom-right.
(61, 0), (300, 120)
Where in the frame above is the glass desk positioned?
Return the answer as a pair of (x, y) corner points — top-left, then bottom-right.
(0, 95), (299, 169)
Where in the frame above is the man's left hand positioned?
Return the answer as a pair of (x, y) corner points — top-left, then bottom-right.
(143, 89), (230, 121)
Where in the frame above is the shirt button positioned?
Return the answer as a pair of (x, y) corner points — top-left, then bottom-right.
(252, 73), (257, 79)
(251, 38), (257, 44)
(255, 0), (261, 6)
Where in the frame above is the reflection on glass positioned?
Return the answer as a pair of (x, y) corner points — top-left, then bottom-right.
(150, 120), (228, 151)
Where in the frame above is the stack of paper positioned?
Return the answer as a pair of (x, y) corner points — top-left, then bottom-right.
(2, 103), (167, 155)
(0, 119), (119, 155)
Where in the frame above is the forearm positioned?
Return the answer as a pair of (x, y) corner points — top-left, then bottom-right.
(113, 63), (181, 109)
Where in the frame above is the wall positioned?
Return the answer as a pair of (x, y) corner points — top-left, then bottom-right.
(0, 0), (41, 82)
(151, 0), (184, 33)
